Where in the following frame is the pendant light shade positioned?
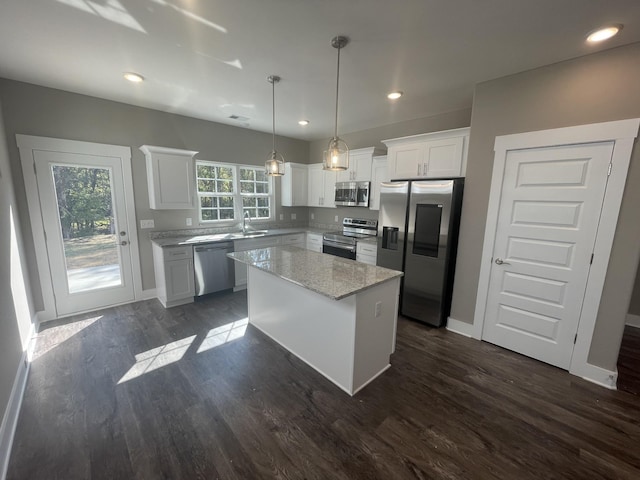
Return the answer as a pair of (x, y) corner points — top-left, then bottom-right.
(323, 36), (349, 171)
(265, 75), (285, 176)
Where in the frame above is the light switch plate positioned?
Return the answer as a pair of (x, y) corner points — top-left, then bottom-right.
(334, 215), (339, 222)
(311, 213), (315, 220)
(140, 219), (155, 229)
(186, 217), (192, 226)
(291, 213), (297, 220)
(279, 214), (284, 220)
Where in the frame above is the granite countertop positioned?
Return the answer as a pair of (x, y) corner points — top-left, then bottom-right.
(228, 245), (403, 300)
(151, 227), (317, 247)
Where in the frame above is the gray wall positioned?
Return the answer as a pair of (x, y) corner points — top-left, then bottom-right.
(629, 261), (640, 316)
(309, 108), (472, 164)
(0, 79), (310, 305)
(0, 98), (35, 430)
(308, 108), (472, 229)
(450, 42), (640, 370)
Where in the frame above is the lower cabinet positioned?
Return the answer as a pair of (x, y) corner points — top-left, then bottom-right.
(306, 232), (323, 252)
(233, 236), (282, 289)
(152, 243), (195, 308)
(281, 233), (305, 247)
(356, 241), (377, 266)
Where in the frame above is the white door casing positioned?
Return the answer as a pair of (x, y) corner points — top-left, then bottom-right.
(481, 143), (613, 369)
(34, 150), (136, 315)
(17, 135), (143, 321)
(472, 118), (640, 388)
(473, 119), (639, 388)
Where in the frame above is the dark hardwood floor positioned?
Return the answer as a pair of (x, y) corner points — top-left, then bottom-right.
(7, 291), (640, 479)
(617, 325), (640, 396)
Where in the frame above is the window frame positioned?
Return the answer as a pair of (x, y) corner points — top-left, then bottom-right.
(196, 160), (274, 224)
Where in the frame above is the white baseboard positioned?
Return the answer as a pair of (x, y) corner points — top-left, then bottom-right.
(446, 317), (475, 338)
(626, 313), (640, 328)
(141, 288), (157, 300)
(0, 351), (30, 480)
(572, 363), (618, 390)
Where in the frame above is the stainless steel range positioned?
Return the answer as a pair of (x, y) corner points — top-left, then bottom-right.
(322, 218), (378, 260)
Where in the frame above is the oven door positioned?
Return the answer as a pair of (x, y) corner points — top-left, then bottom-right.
(322, 240), (357, 260)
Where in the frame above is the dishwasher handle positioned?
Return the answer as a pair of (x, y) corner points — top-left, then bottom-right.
(194, 242), (233, 252)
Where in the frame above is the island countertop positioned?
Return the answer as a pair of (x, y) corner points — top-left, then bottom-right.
(228, 245), (403, 300)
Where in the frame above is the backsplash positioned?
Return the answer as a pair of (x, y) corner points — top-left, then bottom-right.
(149, 220), (306, 239)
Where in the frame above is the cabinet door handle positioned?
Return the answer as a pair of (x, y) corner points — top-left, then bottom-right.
(417, 164), (421, 176)
(424, 162), (428, 175)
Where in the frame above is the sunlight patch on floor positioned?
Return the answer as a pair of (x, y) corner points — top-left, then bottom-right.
(197, 318), (248, 353)
(118, 335), (196, 384)
(33, 315), (102, 361)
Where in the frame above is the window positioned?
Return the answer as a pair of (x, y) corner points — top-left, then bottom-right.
(196, 161), (273, 223)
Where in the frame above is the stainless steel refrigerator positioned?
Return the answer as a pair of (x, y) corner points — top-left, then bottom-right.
(377, 179), (464, 327)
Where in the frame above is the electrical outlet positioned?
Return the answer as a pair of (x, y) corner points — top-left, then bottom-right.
(279, 213), (284, 221)
(334, 215), (339, 222)
(291, 213), (297, 220)
(375, 301), (382, 318)
(186, 217), (192, 226)
(140, 219), (155, 229)
(311, 213), (315, 220)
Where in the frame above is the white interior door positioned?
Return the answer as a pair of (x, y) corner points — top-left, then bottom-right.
(482, 142), (613, 369)
(34, 150), (135, 316)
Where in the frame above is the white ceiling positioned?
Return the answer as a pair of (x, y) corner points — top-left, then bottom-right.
(0, 0), (639, 141)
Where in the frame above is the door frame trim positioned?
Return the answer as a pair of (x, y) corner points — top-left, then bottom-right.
(472, 118), (639, 385)
(16, 134), (143, 321)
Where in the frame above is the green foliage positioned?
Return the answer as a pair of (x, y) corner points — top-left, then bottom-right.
(53, 165), (114, 239)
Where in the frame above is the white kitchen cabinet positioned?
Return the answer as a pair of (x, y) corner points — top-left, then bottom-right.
(308, 163), (337, 208)
(140, 145), (198, 209)
(336, 147), (385, 182)
(152, 243), (195, 308)
(281, 163), (309, 207)
(307, 164), (324, 207)
(233, 236), (282, 289)
(306, 232), (323, 253)
(281, 233), (306, 247)
(369, 155), (389, 211)
(356, 241), (377, 266)
(383, 127), (470, 179)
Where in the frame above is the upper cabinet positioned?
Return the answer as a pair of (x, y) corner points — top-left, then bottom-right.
(140, 145), (198, 210)
(369, 155), (389, 211)
(336, 147), (385, 182)
(383, 127), (470, 179)
(281, 162), (309, 207)
(308, 164), (336, 208)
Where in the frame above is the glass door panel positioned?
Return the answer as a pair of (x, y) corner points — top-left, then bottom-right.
(51, 165), (122, 293)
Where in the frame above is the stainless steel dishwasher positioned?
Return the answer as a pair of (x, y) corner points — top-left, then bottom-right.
(193, 242), (235, 296)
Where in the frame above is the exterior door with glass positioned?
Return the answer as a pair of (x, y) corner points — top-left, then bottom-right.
(34, 150), (136, 316)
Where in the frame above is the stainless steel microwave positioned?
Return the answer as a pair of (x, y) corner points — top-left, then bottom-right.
(334, 181), (370, 207)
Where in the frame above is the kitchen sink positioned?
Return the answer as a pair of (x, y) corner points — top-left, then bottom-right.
(242, 230), (269, 237)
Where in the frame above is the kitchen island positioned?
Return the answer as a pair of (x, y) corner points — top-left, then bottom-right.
(228, 246), (403, 395)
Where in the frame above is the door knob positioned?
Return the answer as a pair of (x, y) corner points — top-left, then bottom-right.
(495, 258), (510, 265)
(120, 231), (126, 236)
(120, 240), (129, 246)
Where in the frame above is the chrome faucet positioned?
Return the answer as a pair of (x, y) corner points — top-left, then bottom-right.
(242, 211), (251, 234)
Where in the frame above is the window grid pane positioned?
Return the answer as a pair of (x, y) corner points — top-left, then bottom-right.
(197, 162), (272, 222)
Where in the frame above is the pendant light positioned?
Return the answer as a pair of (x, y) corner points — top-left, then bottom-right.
(323, 36), (349, 171)
(265, 75), (285, 176)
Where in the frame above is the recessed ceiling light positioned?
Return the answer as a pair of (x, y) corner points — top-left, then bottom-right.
(586, 25), (622, 43)
(387, 91), (403, 100)
(298, 120), (310, 126)
(124, 72), (144, 83)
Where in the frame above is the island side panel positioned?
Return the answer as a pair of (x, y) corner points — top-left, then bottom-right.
(352, 278), (401, 394)
(247, 266), (358, 394)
